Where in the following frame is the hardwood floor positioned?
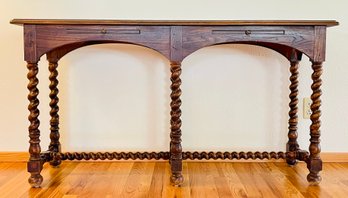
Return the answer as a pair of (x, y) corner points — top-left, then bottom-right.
(0, 161), (348, 197)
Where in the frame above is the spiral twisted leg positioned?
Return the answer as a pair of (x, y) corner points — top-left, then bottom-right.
(26, 62), (43, 188)
(48, 60), (61, 167)
(169, 61), (184, 186)
(307, 61), (323, 185)
(286, 61), (300, 166)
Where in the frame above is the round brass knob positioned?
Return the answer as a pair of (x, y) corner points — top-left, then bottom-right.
(245, 30), (251, 35)
(101, 29), (107, 34)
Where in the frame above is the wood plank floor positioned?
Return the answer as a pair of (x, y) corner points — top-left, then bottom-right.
(1, 162), (348, 197)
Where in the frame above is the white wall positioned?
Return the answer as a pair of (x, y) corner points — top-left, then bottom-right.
(1, 0), (347, 153)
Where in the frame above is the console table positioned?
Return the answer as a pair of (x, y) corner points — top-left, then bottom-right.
(10, 19), (338, 188)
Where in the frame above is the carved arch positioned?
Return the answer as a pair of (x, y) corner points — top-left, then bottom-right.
(46, 41), (171, 62)
(181, 41), (303, 63)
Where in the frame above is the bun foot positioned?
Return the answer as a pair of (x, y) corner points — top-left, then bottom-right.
(28, 174), (43, 188)
(307, 173), (322, 185)
(170, 173), (184, 187)
(286, 159), (298, 167)
(50, 159), (62, 167)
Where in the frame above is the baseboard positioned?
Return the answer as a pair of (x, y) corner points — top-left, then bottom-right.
(0, 152), (29, 162)
(1, 152), (347, 162)
(320, 152), (348, 162)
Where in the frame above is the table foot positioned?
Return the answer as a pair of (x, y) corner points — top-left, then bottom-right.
(28, 173), (43, 188)
(286, 149), (298, 166)
(307, 172), (322, 185)
(170, 172), (184, 186)
(286, 159), (298, 166)
(50, 159), (62, 167)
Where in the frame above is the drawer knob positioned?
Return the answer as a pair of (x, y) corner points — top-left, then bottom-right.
(245, 30), (251, 35)
(101, 29), (107, 34)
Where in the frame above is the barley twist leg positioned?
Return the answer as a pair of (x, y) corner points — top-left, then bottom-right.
(169, 61), (184, 186)
(286, 61), (300, 165)
(307, 61), (323, 185)
(48, 60), (61, 167)
(27, 62), (43, 188)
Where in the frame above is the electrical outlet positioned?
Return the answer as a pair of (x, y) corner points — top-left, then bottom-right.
(303, 97), (312, 119)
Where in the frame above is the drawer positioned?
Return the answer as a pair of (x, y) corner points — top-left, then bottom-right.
(182, 26), (314, 57)
(36, 25), (171, 40)
(35, 25), (171, 59)
(182, 26), (305, 40)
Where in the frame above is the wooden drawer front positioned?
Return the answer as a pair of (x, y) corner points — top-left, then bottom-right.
(36, 25), (170, 40)
(182, 26), (314, 57)
(35, 25), (171, 58)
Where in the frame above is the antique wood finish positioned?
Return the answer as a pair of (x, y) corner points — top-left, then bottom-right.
(27, 25), (171, 62)
(181, 26), (316, 61)
(11, 19), (338, 187)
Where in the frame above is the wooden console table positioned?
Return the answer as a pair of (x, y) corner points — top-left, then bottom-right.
(11, 19), (338, 188)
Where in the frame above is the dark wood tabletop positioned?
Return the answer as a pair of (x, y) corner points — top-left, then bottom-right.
(10, 19), (339, 26)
